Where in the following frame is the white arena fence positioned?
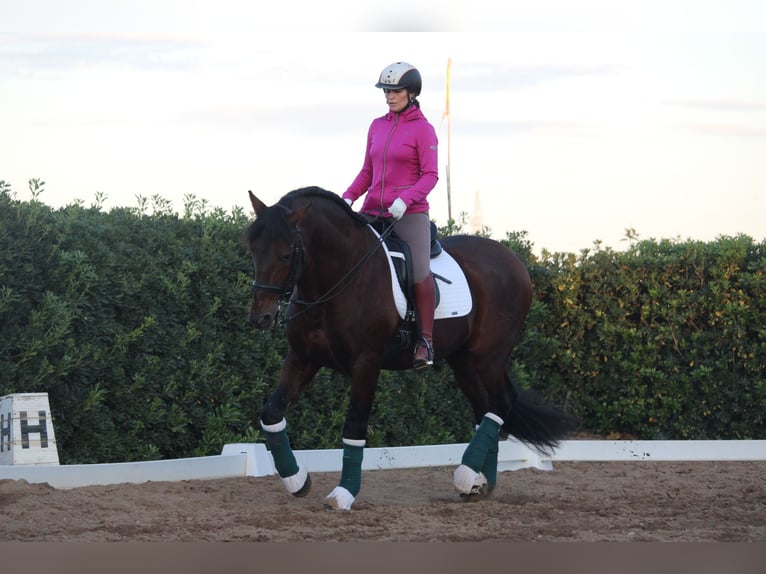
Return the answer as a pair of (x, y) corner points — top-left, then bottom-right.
(2, 439), (765, 490)
(2, 391), (764, 489)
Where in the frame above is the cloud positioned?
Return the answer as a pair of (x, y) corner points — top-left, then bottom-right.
(452, 118), (599, 139)
(664, 99), (766, 112)
(172, 102), (370, 136)
(452, 63), (622, 92)
(0, 34), (204, 74)
(673, 122), (766, 138)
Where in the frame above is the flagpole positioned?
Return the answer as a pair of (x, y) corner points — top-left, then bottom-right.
(444, 57), (452, 222)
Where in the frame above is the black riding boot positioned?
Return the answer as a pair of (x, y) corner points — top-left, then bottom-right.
(413, 274), (435, 369)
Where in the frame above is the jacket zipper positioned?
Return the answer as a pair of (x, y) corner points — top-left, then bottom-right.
(379, 113), (399, 212)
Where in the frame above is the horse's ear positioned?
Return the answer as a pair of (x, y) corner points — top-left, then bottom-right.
(248, 190), (268, 216)
(287, 202), (312, 227)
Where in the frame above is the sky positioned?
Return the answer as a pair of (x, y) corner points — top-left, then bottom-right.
(1, 0), (765, 254)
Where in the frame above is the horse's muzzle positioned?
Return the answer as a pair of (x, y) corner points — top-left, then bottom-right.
(248, 294), (281, 329)
(249, 311), (276, 330)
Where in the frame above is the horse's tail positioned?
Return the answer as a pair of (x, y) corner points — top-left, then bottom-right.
(501, 373), (580, 455)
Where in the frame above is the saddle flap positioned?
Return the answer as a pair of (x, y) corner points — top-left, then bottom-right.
(369, 224), (472, 321)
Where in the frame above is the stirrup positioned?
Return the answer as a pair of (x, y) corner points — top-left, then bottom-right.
(413, 341), (433, 369)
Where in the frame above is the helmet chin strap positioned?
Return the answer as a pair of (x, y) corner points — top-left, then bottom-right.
(401, 92), (419, 111)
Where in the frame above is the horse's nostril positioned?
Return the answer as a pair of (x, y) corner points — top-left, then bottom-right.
(251, 314), (273, 330)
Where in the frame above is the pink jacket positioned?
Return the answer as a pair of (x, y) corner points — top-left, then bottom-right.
(343, 105), (439, 217)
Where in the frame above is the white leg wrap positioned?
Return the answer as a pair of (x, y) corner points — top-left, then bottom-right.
(484, 412), (504, 426)
(342, 437), (366, 447)
(280, 463), (309, 494)
(324, 486), (355, 511)
(260, 418), (287, 433)
(453, 464), (488, 495)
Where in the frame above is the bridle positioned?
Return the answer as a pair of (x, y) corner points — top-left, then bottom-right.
(250, 227), (304, 295)
(250, 205), (305, 326)
(250, 206), (395, 326)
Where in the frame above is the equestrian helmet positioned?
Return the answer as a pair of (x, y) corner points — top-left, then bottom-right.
(375, 62), (422, 97)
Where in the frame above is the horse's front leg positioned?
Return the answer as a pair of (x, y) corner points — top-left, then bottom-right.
(324, 356), (381, 511)
(260, 350), (319, 497)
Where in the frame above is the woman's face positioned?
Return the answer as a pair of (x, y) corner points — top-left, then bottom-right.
(384, 88), (410, 113)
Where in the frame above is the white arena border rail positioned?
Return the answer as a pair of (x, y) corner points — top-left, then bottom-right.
(2, 439), (765, 490)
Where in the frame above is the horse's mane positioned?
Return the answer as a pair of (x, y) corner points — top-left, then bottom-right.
(280, 186), (368, 226)
(245, 186), (368, 244)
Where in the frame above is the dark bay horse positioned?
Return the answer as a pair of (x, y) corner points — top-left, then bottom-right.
(246, 186), (577, 510)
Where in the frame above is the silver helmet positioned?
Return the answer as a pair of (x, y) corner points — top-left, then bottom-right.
(375, 62), (422, 97)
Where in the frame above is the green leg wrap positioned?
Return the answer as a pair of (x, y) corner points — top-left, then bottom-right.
(481, 438), (499, 489)
(461, 415), (502, 473)
(264, 427), (299, 478)
(339, 442), (364, 496)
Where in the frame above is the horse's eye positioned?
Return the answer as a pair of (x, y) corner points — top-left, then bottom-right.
(279, 254), (291, 263)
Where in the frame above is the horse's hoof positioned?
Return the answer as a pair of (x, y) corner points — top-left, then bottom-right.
(453, 464), (488, 495)
(459, 482), (493, 501)
(292, 472), (311, 497)
(323, 486), (355, 511)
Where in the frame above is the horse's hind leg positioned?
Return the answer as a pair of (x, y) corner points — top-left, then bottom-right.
(447, 352), (511, 496)
(453, 413), (503, 496)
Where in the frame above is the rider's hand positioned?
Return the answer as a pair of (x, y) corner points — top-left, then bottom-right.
(388, 197), (407, 220)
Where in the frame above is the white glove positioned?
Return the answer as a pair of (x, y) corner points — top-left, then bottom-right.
(388, 197), (407, 220)
(343, 198), (352, 206)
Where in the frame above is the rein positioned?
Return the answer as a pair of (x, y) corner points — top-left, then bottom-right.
(251, 211), (396, 326)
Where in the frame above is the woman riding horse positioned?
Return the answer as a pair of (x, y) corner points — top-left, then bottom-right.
(246, 187), (578, 510)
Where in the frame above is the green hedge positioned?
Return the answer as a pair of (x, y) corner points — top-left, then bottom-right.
(515, 235), (765, 439)
(1, 181), (763, 463)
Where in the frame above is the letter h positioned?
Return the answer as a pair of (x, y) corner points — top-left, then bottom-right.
(20, 411), (49, 449)
(0, 412), (10, 452)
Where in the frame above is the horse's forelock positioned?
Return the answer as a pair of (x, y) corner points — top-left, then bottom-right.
(245, 205), (292, 245)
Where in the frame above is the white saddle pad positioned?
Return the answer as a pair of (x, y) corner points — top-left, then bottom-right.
(370, 226), (473, 321)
